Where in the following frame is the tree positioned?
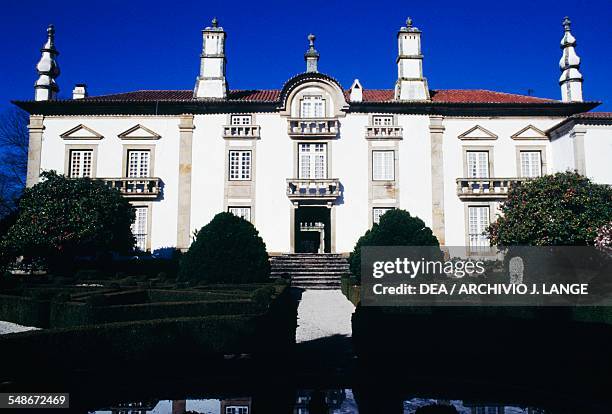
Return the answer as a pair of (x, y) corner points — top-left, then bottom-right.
(349, 209), (439, 281)
(1, 171), (135, 274)
(178, 212), (270, 284)
(0, 108), (29, 217)
(488, 172), (612, 246)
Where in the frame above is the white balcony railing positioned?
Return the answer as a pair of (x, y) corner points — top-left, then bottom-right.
(286, 178), (341, 200)
(456, 177), (526, 199)
(365, 125), (403, 138)
(223, 125), (261, 138)
(287, 118), (339, 137)
(102, 177), (161, 199)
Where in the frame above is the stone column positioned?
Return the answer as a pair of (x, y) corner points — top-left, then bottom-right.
(176, 114), (195, 251)
(26, 115), (45, 187)
(570, 125), (587, 175)
(429, 115), (446, 244)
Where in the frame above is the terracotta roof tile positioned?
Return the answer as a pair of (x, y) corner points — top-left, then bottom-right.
(429, 89), (556, 103)
(81, 88), (557, 104)
(570, 112), (612, 119)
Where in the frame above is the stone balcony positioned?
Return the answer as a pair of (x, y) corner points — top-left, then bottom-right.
(102, 177), (161, 199)
(223, 124), (261, 139)
(286, 178), (341, 201)
(365, 125), (403, 139)
(456, 177), (526, 199)
(287, 118), (339, 137)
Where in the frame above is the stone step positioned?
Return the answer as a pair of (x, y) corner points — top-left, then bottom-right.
(271, 263), (350, 269)
(272, 270), (347, 275)
(292, 283), (341, 289)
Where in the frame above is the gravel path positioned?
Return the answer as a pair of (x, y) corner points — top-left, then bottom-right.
(0, 321), (39, 335)
(296, 289), (355, 343)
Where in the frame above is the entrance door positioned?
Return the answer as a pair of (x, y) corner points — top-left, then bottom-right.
(295, 206), (331, 253)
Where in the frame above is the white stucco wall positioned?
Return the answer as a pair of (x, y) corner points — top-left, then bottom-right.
(36, 110), (611, 255)
(39, 116), (181, 252)
(584, 126), (612, 185)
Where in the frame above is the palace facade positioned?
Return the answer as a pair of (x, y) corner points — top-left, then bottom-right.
(14, 18), (612, 254)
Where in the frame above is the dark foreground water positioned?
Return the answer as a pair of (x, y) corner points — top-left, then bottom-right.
(91, 391), (547, 413)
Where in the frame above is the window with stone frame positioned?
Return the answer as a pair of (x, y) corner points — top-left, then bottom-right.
(300, 95), (325, 118)
(372, 150), (395, 181)
(228, 206), (251, 222)
(229, 150), (252, 180)
(468, 206), (490, 248)
(69, 149), (93, 178)
(131, 206), (148, 251)
(466, 151), (490, 178)
(373, 207), (394, 224)
(520, 150), (542, 178)
(298, 143), (326, 179)
(231, 115), (252, 125)
(372, 115), (394, 126)
(127, 149), (151, 178)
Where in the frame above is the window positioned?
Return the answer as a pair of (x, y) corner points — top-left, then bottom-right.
(468, 206), (490, 248)
(225, 407), (248, 414)
(229, 150), (252, 180)
(131, 206), (148, 251)
(300, 95), (325, 118)
(298, 143), (326, 179)
(228, 206), (251, 222)
(520, 151), (542, 177)
(373, 207), (394, 224)
(69, 149), (93, 178)
(231, 115), (252, 125)
(467, 151), (489, 178)
(127, 150), (151, 178)
(372, 115), (393, 126)
(372, 150), (395, 181)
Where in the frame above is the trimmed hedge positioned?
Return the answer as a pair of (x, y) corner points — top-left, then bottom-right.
(0, 315), (257, 377)
(50, 299), (264, 328)
(0, 294), (50, 327)
(0, 285), (298, 379)
(178, 212), (270, 284)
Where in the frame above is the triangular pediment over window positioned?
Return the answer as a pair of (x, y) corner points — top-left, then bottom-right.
(458, 125), (498, 140)
(118, 124), (161, 140)
(60, 124), (103, 140)
(511, 125), (548, 140)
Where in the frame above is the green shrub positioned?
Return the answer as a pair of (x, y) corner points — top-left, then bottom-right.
(178, 212), (270, 284)
(1, 171), (135, 276)
(349, 209), (439, 282)
(251, 285), (276, 308)
(488, 172), (612, 246)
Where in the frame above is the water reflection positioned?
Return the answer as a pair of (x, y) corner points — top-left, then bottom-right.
(91, 391), (548, 414)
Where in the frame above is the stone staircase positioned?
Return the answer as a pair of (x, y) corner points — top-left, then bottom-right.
(270, 253), (350, 290)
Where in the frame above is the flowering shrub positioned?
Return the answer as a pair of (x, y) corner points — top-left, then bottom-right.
(594, 222), (612, 252)
(488, 172), (612, 246)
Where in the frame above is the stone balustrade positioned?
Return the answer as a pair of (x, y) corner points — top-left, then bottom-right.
(101, 177), (161, 199)
(223, 124), (261, 138)
(456, 177), (526, 199)
(287, 118), (339, 137)
(286, 178), (341, 200)
(365, 125), (403, 138)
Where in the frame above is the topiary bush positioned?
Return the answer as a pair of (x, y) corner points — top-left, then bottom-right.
(349, 209), (439, 282)
(178, 212), (270, 284)
(488, 172), (612, 246)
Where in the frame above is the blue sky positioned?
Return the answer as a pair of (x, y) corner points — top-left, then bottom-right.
(0, 0), (611, 110)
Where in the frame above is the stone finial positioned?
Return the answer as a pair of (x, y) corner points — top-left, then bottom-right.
(212, 17), (218, 28)
(562, 16), (571, 31)
(559, 16), (583, 102)
(406, 17), (413, 28)
(34, 24), (60, 101)
(304, 33), (320, 73)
